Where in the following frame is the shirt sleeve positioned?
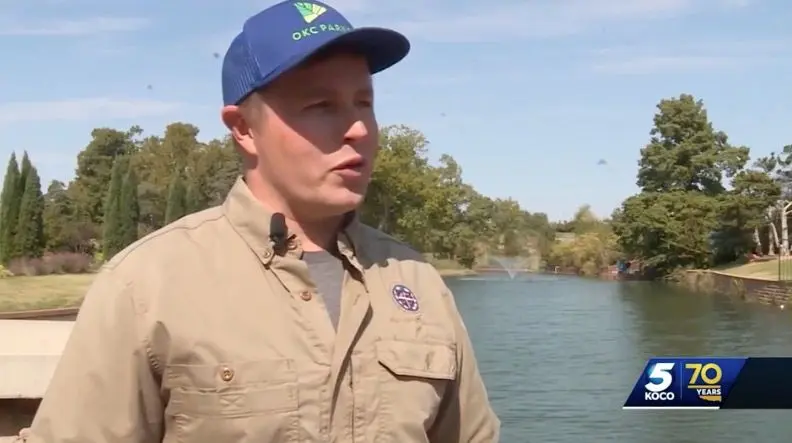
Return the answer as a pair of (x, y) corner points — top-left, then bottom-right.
(428, 287), (501, 442)
(24, 268), (163, 443)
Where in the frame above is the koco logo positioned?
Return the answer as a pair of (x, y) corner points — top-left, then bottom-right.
(644, 362), (675, 400)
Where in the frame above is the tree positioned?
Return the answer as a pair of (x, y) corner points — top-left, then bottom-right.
(118, 167), (140, 248)
(17, 152), (31, 194)
(0, 153), (20, 262)
(184, 182), (201, 215)
(102, 156), (129, 259)
(188, 137), (240, 208)
(636, 94), (748, 195)
(547, 231), (619, 276)
(614, 94), (750, 275)
(13, 165), (45, 258)
(361, 125), (432, 237)
(164, 173), (188, 224)
(43, 181), (81, 252)
(132, 122), (205, 232)
(711, 164), (781, 262)
(747, 153), (783, 254)
(5, 120), (553, 272)
(70, 127), (139, 226)
(567, 205), (601, 235)
(613, 191), (719, 274)
(546, 206), (619, 276)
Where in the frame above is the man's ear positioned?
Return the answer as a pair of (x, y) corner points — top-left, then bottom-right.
(221, 105), (256, 156)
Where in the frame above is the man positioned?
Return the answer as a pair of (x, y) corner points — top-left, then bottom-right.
(22, 1), (500, 442)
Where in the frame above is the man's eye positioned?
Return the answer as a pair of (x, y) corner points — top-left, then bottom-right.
(307, 101), (332, 109)
(357, 99), (373, 108)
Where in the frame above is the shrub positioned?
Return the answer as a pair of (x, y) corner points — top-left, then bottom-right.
(0, 264), (12, 278)
(7, 258), (43, 276)
(7, 252), (93, 276)
(48, 252), (93, 274)
(93, 250), (105, 265)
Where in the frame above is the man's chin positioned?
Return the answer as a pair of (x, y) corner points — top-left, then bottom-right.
(334, 190), (365, 208)
(304, 183), (368, 216)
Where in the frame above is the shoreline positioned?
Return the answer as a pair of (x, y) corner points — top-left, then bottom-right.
(436, 268), (478, 277)
(673, 269), (791, 308)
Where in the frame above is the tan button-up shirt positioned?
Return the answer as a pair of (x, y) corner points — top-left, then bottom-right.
(26, 178), (500, 442)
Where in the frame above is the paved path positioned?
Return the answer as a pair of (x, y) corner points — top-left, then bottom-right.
(0, 320), (73, 399)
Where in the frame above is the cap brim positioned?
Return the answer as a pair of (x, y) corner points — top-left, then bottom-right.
(253, 27), (409, 95)
(322, 27), (410, 74)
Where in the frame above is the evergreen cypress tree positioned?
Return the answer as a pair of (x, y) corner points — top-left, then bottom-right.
(118, 167), (140, 249)
(102, 156), (127, 259)
(17, 152), (31, 195)
(164, 173), (187, 224)
(7, 152), (33, 260)
(13, 166), (44, 258)
(0, 153), (20, 262)
(184, 182), (202, 215)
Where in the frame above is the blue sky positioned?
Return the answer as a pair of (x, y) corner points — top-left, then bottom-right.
(0, 0), (790, 222)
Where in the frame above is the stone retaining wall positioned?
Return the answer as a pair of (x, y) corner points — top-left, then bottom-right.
(683, 270), (792, 306)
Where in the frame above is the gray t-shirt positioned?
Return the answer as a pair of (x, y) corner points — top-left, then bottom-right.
(302, 250), (345, 329)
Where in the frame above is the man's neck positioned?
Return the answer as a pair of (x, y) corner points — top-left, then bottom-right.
(243, 173), (344, 252)
(286, 215), (344, 252)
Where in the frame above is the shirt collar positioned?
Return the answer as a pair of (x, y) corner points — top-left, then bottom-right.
(223, 176), (365, 270)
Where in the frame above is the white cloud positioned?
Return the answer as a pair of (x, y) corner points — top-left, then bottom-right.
(589, 38), (790, 74)
(71, 39), (138, 56)
(378, 0), (752, 42)
(722, 0), (752, 6)
(591, 55), (738, 74)
(225, 0), (727, 46)
(592, 38), (788, 57)
(316, 0), (374, 13)
(248, 0), (376, 13)
(0, 17), (149, 36)
(0, 98), (183, 124)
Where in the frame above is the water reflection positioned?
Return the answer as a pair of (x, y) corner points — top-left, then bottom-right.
(445, 275), (792, 442)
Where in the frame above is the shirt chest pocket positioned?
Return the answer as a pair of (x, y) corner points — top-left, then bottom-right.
(164, 359), (299, 443)
(375, 339), (457, 435)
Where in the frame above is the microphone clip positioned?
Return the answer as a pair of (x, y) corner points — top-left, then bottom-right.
(269, 212), (288, 253)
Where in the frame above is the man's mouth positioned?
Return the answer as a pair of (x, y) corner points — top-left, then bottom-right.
(333, 157), (365, 171)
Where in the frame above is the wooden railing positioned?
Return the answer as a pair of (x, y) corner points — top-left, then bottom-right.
(0, 307), (78, 320)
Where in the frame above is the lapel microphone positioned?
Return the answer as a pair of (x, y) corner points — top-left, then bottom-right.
(269, 213), (288, 252)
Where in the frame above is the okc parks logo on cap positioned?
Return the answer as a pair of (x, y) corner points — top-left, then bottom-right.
(294, 2), (326, 23)
(291, 2), (351, 41)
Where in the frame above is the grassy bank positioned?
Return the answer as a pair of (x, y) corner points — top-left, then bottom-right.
(710, 257), (792, 281)
(0, 262), (476, 313)
(0, 274), (94, 312)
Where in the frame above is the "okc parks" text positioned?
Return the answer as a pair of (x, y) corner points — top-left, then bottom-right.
(292, 23), (351, 40)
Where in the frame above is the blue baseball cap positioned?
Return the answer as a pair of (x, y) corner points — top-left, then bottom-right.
(221, 0), (410, 106)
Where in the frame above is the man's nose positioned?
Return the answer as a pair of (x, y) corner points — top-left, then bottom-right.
(344, 120), (369, 143)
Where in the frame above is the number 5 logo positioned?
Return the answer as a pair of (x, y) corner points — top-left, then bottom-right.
(645, 362), (675, 392)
